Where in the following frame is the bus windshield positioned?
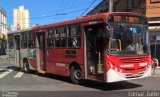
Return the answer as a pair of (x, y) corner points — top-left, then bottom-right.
(106, 22), (150, 56)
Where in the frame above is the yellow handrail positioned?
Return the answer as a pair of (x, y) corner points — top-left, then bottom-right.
(117, 39), (122, 51)
(108, 39), (122, 51)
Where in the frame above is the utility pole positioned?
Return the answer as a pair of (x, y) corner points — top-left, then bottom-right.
(109, 0), (113, 12)
(56, 13), (67, 21)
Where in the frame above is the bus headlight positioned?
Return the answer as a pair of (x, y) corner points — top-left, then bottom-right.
(108, 62), (119, 71)
(119, 68), (122, 73)
(115, 67), (118, 71)
(109, 62), (113, 68)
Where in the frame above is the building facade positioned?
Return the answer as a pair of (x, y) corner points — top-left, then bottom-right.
(13, 5), (30, 30)
(87, 0), (160, 62)
(0, 7), (7, 55)
(0, 7), (7, 39)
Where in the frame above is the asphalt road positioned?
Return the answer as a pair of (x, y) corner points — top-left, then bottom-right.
(0, 61), (160, 97)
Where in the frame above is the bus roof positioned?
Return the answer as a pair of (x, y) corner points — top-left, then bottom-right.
(7, 12), (145, 34)
(8, 28), (32, 34)
(33, 12), (144, 30)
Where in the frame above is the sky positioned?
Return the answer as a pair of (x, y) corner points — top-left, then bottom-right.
(0, 0), (102, 26)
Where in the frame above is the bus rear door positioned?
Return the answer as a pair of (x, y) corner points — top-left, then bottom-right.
(36, 32), (46, 73)
(14, 35), (21, 67)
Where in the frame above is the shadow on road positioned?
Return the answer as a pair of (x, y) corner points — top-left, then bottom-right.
(81, 80), (142, 91)
(35, 73), (142, 91)
(7, 66), (142, 91)
(0, 69), (8, 72)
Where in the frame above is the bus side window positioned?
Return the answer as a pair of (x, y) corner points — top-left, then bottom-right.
(55, 27), (67, 47)
(21, 32), (28, 49)
(15, 36), (20, 50)
(28, 32), (35, 48)
(8, 34), (14, 49)
(47, 29), (55, 48)
(68, 24), (81, 48)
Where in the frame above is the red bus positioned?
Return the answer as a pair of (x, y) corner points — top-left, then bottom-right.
(8, 12), (151, 84)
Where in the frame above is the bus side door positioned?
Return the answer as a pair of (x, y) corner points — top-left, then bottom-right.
(14, 35), (21, 67)
(84, 24), (105, 81)
(36, 32), (46, 73)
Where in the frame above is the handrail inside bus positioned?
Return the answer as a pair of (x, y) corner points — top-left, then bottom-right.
(117, 39), (121, 51)
(108, 38), (121, 51)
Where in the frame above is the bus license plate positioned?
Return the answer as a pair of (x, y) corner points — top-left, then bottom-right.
(132, 73), (138, 77)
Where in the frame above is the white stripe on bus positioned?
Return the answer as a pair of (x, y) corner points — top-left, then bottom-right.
(13, 72), (24, 78)
(0, 69), (13, 78)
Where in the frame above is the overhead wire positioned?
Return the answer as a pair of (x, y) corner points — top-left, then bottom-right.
(81, 0), (97, 16)
(56, 0), (65, 14)
(7, 0), (96, 19)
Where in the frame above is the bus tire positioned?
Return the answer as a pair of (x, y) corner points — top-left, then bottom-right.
(69, 66), (82, 84)
(23, 60), (30, 73)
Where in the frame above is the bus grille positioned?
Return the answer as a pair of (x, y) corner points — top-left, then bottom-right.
(120, 57), (148, 63)
(123, 67), (146, 71)
(125, 72), (144, 78)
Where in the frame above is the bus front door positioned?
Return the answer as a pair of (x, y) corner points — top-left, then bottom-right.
(14, 35), (21, 67)
(84, 24), (104, 81)
(36, 32), (46, 73)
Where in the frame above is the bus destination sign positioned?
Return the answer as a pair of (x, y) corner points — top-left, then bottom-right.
(114, 16), (139, 23)
(108, 15), (147, 24)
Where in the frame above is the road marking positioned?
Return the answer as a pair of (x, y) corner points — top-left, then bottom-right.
(13, 72), (24, 78)
(0, 69), (13, 78)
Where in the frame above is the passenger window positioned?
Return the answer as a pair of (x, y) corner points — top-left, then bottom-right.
(55, 27), (67, 47)
(68, 25), (81, 47)
(28, 32), (35, 48)
(8, 34), (14, 49)
(47, 29), (55, 47)
(21, 32), (28, 49)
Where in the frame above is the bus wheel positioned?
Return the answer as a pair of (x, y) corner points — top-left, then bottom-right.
(23, 60), (30, 73)
(70, 66), (82, 84)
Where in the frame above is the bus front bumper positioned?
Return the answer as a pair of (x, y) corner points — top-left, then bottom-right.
(106, 66), (152, 83)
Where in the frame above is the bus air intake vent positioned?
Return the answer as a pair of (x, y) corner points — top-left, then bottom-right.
(123, 68), (135, 71)
(120, 57), (147, 63)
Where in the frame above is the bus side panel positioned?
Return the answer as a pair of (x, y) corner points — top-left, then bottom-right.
(45, 48), (84, 76)
(28, 59), (37, 70)
(27, 49), (37, 70)
(45, 49), (68, 76)
(46, 62), (69, 76)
